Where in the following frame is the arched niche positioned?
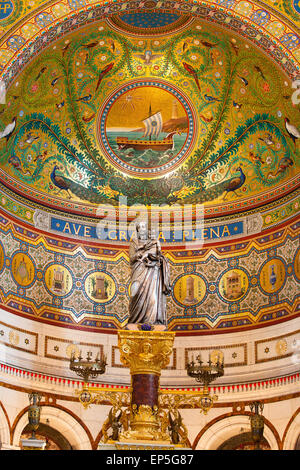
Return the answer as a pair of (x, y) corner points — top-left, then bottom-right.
(195, 415), (279, 450)
(217, 431), (270, 450)
(283, 411), (300, 450)
(21, 422), (72, 450)
(0, 402), (10, 450)
(12, 405), (92, 450)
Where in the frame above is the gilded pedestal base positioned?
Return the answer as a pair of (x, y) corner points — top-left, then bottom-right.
(99, 440), (191, 451)
(20, 438), (46, 450)
(117, 329), (175, 443)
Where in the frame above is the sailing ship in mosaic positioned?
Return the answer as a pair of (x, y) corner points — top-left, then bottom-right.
(116, 104), (177, 153)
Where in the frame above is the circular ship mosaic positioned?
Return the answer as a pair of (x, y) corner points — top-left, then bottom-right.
(98, 80), (196, 178)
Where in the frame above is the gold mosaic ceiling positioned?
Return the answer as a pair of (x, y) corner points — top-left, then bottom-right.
(0, 0), (298, 219)
(0, 1), (298, 334)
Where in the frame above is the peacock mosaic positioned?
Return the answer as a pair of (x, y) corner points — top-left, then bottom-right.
(0, 15), (298, 215)
(0, 2), (298, 333)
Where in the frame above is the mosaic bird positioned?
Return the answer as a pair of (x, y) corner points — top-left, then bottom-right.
(135, 51), (162, 65)
(83, 113), (95, 123)
(24, 132), (40, 145)
(237, 75), (248, 87)
(35, 66), (47, 81)
(76, 94), (92, 103)
(182, 41), (189, 53)
(285, 117), (300, 147)
(268, 157), (294, 178)
(82, 41), (99, 49)
(50, 165), (73, 198)
(0, 116), (17, 143)
(51, 76), (62, 87)
(258, 133), (274, 146)
(95, 62), (114, 91)
(56, 101), (65, 109)
(222, 167), (246, 200)
(199, 114), (213, 123)
(8, 155), (31, 175)
(200, 40), (218, 49)
(180, 167), (246, 204)
(204, 94), (221, 102)
(50, 165), (105, 202)
(233, 100), (242, 110)
(249, 151), (264, 164)
(182, 62), (201, 92)
(62, 43), (71, 56)
(230, 41), (239, 55)
(34, 150), (48, 163)
(109, 39), (115, 52)
(254, 65), (266, 81)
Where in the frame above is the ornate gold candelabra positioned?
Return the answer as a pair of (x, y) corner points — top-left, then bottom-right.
(186, 354), (224, 390)
(186, 353), (224, 414)
(69, 350), (107, 383)
(249, 401), (264, 450)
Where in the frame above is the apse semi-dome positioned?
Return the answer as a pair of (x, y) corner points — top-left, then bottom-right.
(0, 0), (298, 335)
(0, 12), (298, 213)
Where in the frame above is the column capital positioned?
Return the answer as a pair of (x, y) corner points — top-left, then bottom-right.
(118, 330), (175, 376)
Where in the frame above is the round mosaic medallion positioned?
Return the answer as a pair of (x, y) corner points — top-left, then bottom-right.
(293, 0), (300, 14)
(11, 253), (35, 287)
(275, 339), (287, 355)
(294, 248), (300, 282)
(259, 258), (286, 294)
(219, 269), (249, 302)
(44, 264), (73, 297)
(0, 1), (14, 21)
(97, 79), (197, 178)
(66, 343), (80, 359)
(108, 12), (192, 35)
(173, 274), (206, 306)
(84, 272), (116, 303)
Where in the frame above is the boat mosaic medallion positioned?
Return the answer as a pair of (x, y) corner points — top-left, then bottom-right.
(98, 80), (196, 177)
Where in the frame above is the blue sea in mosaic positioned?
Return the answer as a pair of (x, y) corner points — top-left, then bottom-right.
(106, 131), (187, 169)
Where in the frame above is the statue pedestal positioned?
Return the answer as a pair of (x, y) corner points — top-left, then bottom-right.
(126, 323), (167, 331)
(20, 438), (46, 450)
(99, 440), (191, 451)
(117, 329), (175, 443)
